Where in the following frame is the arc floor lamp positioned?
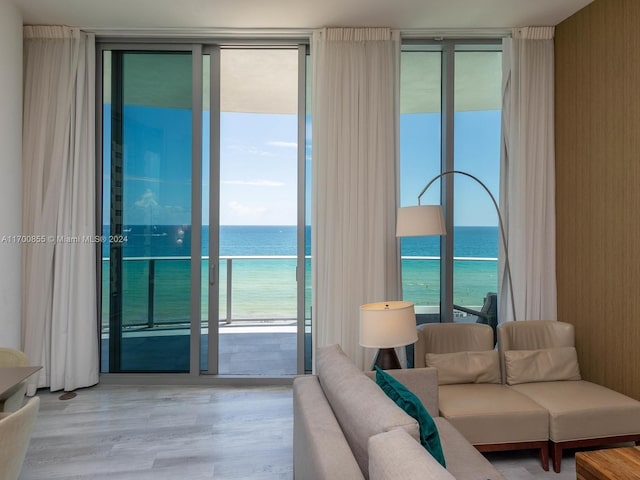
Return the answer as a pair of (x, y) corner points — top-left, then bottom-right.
(396, 170), (517, 322)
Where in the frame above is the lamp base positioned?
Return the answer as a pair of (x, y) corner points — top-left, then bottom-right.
(372, 348), (402, 370)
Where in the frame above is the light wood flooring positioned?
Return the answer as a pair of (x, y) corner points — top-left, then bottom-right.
(20, 384), (580, 479)
(20, 385), (293, 479)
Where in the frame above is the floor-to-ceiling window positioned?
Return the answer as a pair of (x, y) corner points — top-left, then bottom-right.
(99, 42), (309, 377)
(204, 47), (303, 375)
(101, 49), (195, 372)
(399, 41), (502, 325)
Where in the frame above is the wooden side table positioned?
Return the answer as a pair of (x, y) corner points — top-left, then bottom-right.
(576, 446), (640, 480)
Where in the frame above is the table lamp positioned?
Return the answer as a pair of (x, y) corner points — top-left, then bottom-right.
(359, 301), (418, 370)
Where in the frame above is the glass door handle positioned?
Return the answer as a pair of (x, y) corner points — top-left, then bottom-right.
(209, 264), (216, 286)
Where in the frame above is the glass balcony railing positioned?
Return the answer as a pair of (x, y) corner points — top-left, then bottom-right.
(102, 255), (496, 331)
(101, 256), (312, 332)
(401, 255), (498, 313)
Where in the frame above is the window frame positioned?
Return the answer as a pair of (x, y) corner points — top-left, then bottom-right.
(400, 39), (503, 322)
(96, 39), (311, 381)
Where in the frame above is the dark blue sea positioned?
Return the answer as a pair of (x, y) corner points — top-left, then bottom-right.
(101, 225), (498, 325)
(102, 225), (497, 259)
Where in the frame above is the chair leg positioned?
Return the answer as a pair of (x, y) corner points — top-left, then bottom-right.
(539, 443), (549, 471)
(552, 442), (563, 473)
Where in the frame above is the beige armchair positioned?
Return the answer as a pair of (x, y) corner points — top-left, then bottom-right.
(498, 320), (640, 473)
(0, 348), (28, 412)
(416, 323), (550, 471)
(0, 396), (40, 480)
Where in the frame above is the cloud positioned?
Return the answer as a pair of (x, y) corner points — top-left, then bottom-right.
(134, 189), (158, 208)
(228, 201), (268, 218)
(128, 190), (190, 224)
(228, 145), (273, 157)
(125, 176), (162, 183)
(267, 141), (297, 148)
(223, 179), (285, 187)
(125, 175), (190, 186)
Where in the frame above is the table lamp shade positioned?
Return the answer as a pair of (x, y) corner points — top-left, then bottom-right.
(360, 301), (418, 348)
(396, 205), (446, 237)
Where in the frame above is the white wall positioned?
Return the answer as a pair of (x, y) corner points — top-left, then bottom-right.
(0, 0), (23, 349)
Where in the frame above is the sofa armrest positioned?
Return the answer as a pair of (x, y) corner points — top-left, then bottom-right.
(366, 367), (439, 417)
(369, 429), (455, 480)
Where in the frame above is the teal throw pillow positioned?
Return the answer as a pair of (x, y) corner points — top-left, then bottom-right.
(375, 366), (446, 468)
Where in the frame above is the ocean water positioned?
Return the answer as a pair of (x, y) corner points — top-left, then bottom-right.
(101, 225), (498, 327)
(400, 226), (499, 307)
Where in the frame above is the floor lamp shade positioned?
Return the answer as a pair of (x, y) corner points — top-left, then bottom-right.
(396, 205), (446, 237)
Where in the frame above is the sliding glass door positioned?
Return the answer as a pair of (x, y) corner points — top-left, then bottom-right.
(100, 43), (308, 376)
(211, 48), (301, 375)
(102, 50), (194, 372)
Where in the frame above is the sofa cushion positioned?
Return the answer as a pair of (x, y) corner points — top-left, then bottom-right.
(511, 380), (640, 442)
(369, 429), (455, 480)
(498, 320), (575, 352)
(425, 350), (501, 385)
(504, 347), (581, 385)
(438, 383), (548, 445)
(316, 344), (419, 478)
(375, 367), (446, 467)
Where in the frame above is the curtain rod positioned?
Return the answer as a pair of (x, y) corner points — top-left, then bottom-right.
(401, 28), (511, 39)
(83, 27), (313, 39)
(82, 26), (510, 40)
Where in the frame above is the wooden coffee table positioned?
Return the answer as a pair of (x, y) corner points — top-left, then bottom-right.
(576, 446), (640, 480)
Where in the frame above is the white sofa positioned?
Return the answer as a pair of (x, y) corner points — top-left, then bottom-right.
(293, 344), (504, 480)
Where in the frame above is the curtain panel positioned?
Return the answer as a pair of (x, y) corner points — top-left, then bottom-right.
(22, 26), (99, 393)
(311, 27), (401, 370)
(500, 27), (557, 323)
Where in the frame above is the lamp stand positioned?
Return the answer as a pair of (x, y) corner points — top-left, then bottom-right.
(372, 348), (402, 370)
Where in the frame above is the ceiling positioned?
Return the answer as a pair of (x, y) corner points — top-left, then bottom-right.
(14, 0), (593, 32)
(18, 0), (592, 115)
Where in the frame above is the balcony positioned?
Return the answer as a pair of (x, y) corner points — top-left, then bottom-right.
(100, 255), (494, 375)
(101, 255), (306, 375)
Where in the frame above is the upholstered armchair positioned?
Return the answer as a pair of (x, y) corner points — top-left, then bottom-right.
(0, 396), (40, 480)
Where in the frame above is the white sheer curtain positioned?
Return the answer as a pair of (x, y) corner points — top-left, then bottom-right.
(311, 28), (401, 370)
(22, 26), (99, 393)
(500, 27), (557, 323)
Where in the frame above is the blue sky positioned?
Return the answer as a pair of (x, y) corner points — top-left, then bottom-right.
(212, 112), (298, 226)
(104, 107), (299, 226)
(104, 106), (500, 227)
(400, 109), (501, 226)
